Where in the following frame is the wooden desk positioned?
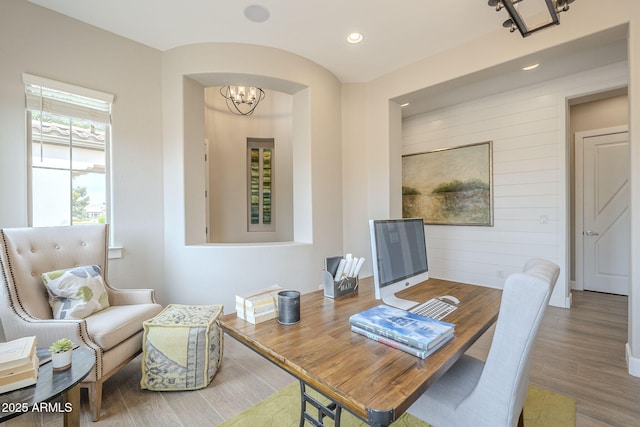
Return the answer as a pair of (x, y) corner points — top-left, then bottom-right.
(220, 277), (501, 427)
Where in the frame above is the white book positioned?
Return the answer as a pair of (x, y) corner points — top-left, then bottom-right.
(0, 336), (36, 372)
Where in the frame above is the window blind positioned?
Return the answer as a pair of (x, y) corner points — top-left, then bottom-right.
(22, 73), (114, 124)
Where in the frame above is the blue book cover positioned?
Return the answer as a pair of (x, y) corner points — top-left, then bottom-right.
(349, 304), (455, 351)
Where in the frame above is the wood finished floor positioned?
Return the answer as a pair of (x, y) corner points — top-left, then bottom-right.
(2, 290), (639, 426)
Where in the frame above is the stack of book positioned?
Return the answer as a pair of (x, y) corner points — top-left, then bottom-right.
(236, 285), (283, 324)
(0, 336), (38, 394)
(349, 305), (455, 359)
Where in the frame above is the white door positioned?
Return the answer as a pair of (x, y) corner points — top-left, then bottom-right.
(581, 130), (629, 295)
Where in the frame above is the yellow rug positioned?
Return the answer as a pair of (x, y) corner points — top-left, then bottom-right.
(219, 382), (575, 426)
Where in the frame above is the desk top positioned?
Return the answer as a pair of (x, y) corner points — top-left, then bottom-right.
(220, 277), (501, 425)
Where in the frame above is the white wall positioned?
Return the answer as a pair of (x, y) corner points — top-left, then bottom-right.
(571, 94), (629, 132)
(627, 2), (640, 377)
(0, 2), (165, 302)
(401, 62), (628, 307)
(4, 0), (640, 377)
(342, 0), (640, 376)
(161, 43), (343, 313)
(341, 84), (371, 258)
(205, 88), (294, 243)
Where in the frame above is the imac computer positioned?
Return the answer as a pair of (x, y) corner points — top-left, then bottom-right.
(369, 218), (428, 310)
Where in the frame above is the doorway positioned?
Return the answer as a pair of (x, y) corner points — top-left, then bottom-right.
(570, 89), (629, 296)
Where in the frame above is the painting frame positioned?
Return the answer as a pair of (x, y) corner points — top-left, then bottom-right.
(402, 141), (493, 226)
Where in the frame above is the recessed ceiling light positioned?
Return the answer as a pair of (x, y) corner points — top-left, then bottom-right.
(346, 32), (364, 44)
(522, 63), (540, 71)
(244, 5), (270, 23)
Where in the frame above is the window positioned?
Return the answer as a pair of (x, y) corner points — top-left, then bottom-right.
(23, 74), (113, 227)
(247, 138), (275, 232)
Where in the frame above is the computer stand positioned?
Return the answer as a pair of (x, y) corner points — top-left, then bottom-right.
(382, 294), (418, 311)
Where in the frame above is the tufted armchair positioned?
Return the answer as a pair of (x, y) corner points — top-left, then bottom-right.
(0, 224), (163, 421)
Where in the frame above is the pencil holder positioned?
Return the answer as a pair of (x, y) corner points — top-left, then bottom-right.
(323, 270), (358, 299)
(277, 290), (301, 325)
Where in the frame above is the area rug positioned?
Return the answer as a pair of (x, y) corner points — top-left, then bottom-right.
(219, 382), (575, 427)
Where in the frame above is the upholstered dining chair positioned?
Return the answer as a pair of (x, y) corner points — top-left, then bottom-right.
(0, 225), (163, 421)
(407, 258), (560, 427)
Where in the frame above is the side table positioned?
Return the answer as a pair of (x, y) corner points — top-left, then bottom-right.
(0, 347), (94, 427)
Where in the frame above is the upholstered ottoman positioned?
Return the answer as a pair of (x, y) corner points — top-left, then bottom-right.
(140, 304), (223, 391)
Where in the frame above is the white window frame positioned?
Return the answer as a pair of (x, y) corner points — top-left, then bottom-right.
(23, 73), (114, 230)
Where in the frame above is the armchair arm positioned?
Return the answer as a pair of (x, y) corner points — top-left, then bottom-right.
(107, 287), (157, 306)
(3, 316), (100, 351)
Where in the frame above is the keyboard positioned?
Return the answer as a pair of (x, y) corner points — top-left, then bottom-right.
(410, 298), (457, 320)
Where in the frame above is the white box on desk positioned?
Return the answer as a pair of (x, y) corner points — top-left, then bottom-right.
(235, 285), (282, 324)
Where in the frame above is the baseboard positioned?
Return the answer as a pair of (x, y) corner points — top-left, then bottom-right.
(549, 293), (571, 309)
(625, 343), (640, 377)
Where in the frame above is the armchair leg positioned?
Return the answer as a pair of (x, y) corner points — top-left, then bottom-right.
(87, 381), (103, 421)
(81, 350), (141, 421)
(518, 409), (524, 427)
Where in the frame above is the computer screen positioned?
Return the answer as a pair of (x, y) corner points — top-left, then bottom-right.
(369, 218), (429, 310)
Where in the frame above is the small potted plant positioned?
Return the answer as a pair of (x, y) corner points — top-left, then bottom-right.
(49, 338), (74, 371)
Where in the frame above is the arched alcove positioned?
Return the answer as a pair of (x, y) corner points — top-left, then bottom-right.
(183, 73), (312, 245)
(205, 87), (293, 243)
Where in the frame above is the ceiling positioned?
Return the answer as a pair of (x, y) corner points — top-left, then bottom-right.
(396, 29), (629, 117)
(27, 0), (504, 83)
(28, 1), (629, 117)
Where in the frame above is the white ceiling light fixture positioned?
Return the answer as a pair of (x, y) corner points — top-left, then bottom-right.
(522, 63), (540, 70)
(346, 32), (364, 44)
(488, 0), (574, 37)
(220, 86), (265, 116)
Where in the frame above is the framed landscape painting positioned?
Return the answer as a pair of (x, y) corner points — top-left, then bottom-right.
(402, 141), (493, 226)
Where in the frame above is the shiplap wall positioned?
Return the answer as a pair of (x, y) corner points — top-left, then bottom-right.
(402, 62), (628, 304)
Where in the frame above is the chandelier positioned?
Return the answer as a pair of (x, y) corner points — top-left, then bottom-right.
(220, 86), (265, 116)
(488, 0), (574, 37)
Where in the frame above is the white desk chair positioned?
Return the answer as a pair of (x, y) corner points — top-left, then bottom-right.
(407, 258), (560, 427)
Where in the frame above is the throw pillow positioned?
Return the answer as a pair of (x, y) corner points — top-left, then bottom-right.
(42, 265), (110, 319)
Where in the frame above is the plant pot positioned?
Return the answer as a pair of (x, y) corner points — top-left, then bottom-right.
(51, 350), (72, 371)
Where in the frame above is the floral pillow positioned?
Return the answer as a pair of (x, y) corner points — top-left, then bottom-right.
(41, 265), (110, 319)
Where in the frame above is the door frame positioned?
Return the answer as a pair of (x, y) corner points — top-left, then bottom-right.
(574, 125), (629, 291)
